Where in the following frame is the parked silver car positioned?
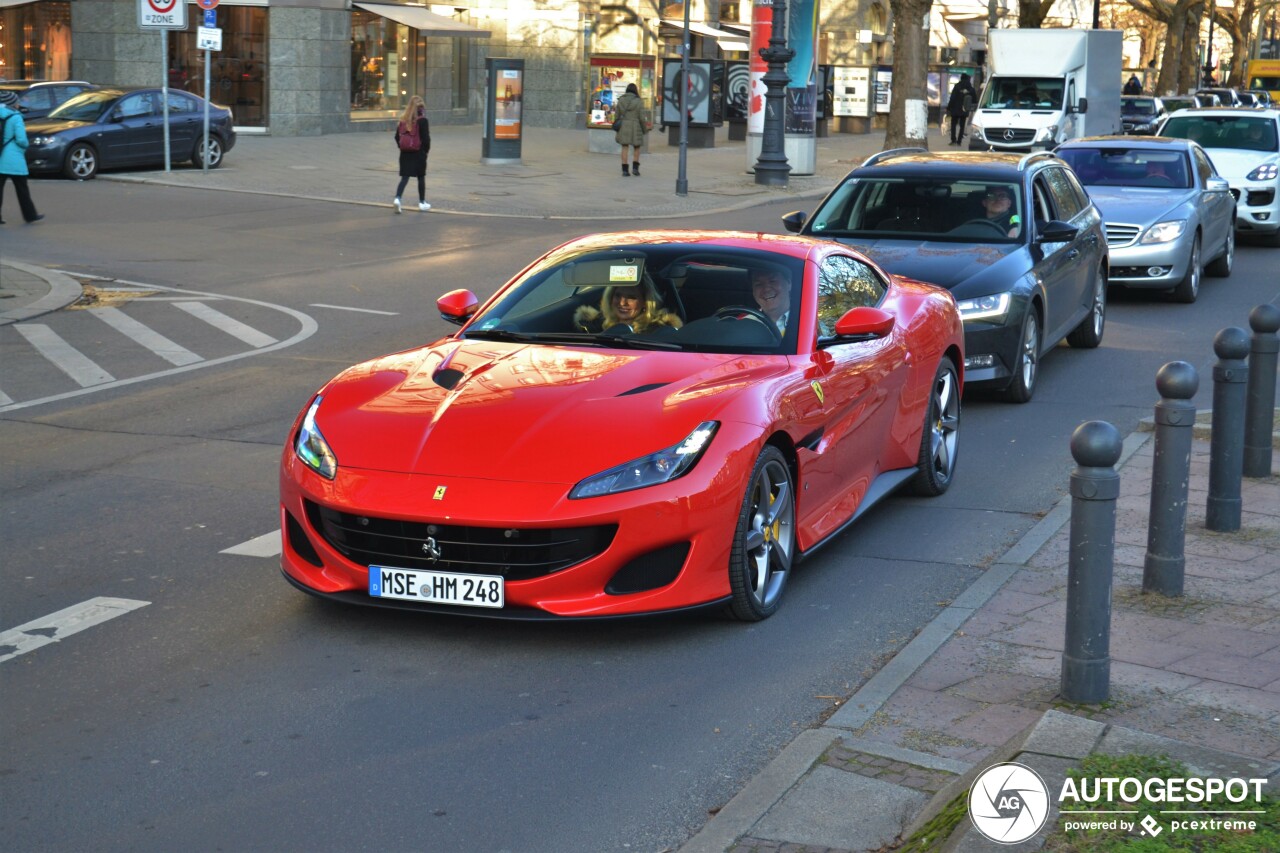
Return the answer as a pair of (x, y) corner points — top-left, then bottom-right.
(1056, 136), (1235, 303)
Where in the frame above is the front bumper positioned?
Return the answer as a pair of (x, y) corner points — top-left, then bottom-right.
(1229, 181), (1280, 235)
(25, 142), (68, 174)
(956, 311), (1025, 388)
(1104, 234), (1190, 288)
(278, 439), (756, 619)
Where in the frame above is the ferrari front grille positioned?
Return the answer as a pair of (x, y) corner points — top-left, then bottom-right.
(1104, 223), (1141, 247)
(304, 500), (617, 581)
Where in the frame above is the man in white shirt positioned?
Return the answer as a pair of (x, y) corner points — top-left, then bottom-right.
(750, 267), (791, 333)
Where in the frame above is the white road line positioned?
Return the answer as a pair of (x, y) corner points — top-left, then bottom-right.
(0, 597), (150, 664)
(221, 530), (282, 557)
(174, 301), (279, 348)
(13, 324), (116, 386)
(88, 306), (204, 366)
(309, 303), (399, 316)
(0, 388), (12, 406)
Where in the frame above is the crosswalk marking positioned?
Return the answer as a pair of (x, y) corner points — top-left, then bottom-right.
(88, 307), (204, 366)
(174, 301), (279, 348)
(0, 389), (12, 406)
(0, 597), (150, 664)
(221, 530), (283, 557)
(13, 324), (116, 386)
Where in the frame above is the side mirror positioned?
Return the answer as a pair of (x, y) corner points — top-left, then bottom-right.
(1075, 97), (1088, 115)
(437, 289), (479, 325)
(1037, 220), (1079, 243)
(781, 211), (806, 234)
(1205, 177), (1230, 193)
(820, 306), (895, 347)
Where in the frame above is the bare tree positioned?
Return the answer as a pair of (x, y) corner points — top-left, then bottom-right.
(885, 0), (933, 148)
(1127, 0), (1204, 93)
(1018, 0), (1057, 27)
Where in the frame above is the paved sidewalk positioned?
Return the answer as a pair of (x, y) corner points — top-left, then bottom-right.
(683, 430), (1280, 852)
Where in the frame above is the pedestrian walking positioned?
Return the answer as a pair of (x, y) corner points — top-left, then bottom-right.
(393, 94), (431, 213)
(0, 89), (43, 225)
(945, 74), (977, 146)
(1123, 74), (1142, 95)
(615, 83), (647, 177)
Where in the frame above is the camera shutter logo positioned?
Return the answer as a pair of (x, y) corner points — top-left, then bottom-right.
(968, 762), (1050, 844)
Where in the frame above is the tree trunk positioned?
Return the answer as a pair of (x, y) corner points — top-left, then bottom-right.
(885, 0), (932, 149)
(1180, 1), (1204, 91)
(1155, 0), (1192, 95)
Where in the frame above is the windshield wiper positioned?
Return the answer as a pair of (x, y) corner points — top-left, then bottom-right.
(463, 329), (681, 350)
(591, 333), (682, 351)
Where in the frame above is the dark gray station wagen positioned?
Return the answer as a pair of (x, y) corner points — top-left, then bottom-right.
(783, 150), (1109, 403)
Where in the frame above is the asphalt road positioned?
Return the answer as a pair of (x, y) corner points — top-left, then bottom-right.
(2, 179), (1277, 852)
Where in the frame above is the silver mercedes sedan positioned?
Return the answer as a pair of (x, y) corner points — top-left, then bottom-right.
(1055, 136), (1236, 303)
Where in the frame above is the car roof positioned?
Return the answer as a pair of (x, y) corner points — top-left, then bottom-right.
(1166, 106), (1280, 119)
(849, 150), (1060, 180)
(0, 80), (91, 90)
(1060, 135), (1195, 148)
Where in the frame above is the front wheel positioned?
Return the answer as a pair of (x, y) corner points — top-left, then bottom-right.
(63, 143), (98, 180)
(727, 446), (795, 622)
(1170, 235), (1200, 303)
(909, 356), (960, 496)
(1066, 267), (1106, 348)
(1000, 308), (1041, 404)
(192, 135), (224, 169)
(1205, 222), (1233, 277)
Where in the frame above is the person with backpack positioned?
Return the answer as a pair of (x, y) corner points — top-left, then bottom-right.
(0, 89), (43, 225)
(393, 95), (431, 213)
(945, 74), (977, 146)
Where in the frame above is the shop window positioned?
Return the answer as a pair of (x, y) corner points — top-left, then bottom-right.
(352, 9), (417, 118)
(168, 6), (269, 128)
(0, 0), (71, 81)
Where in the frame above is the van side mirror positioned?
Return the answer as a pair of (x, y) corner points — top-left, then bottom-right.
(1074, 97), (1088, 115)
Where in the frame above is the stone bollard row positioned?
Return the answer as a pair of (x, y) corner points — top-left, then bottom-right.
(1243, 304), (1280, 479)
(1206, 328), (1250, 532)
(1143, 362), (1198, 598)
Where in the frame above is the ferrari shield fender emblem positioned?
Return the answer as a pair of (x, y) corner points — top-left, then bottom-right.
(811, 381), (825, 404)
(433, 485), (447, 500)
(422, 537), (442, 562)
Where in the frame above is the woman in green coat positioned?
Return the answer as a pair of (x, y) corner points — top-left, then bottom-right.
(614, 83), (647, 177)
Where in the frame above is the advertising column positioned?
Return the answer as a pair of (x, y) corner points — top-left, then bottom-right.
(746, 0), (817, 175)
(482, 58), (524, 164)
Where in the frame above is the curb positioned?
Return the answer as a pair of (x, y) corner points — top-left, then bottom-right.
(0, 261), (83, 326)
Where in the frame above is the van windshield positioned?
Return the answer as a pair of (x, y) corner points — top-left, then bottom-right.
(981, 78), (1065, 110)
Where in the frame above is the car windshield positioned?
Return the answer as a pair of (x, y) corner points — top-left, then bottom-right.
(1123, 98), (1159, 116)
(1161, 114), (1279, 153)
(1057, 147), (1192, 188)
(980, 78), (1064, 110)
(807, 178), (1024, 243)
(47, 90), (118, 122)
(462, 245), (807, 355)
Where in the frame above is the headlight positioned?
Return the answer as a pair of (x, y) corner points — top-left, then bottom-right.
(955, 292), (1012, 323)
(1246, 163), (1278, 181)
(569, 421), (718, 499)
(294, 396), (337, 480)
(1140, 220), (1187, 244)
(31, 135), (58, 145)
(1036, 125), (1058, 142)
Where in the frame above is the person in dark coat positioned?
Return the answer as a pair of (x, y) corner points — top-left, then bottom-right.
(614, 83), (647, 177)
(945, 74), (977, 145)
(393, 95), (431, 213)
(1123, 75), (1142, 95)
(0, 89), (43, 225)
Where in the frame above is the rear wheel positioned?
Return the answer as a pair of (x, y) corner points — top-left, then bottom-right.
(909, 356), (960, 496)
(1066, 266), (1106, 349)
(63, 143), (98, 180)
(192, 135), (224, 169)
(727, 446), (795, 622)
(1170, 235), (1200, 303)
(1000, 308), (1041, 404)
(1205, 222), (1234, 277)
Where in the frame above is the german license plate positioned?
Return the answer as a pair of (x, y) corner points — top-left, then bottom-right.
(369, 566), (504, 609)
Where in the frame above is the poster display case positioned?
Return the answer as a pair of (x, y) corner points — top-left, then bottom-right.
(661, 58), (724, 127)
(587, 54), (655, 129)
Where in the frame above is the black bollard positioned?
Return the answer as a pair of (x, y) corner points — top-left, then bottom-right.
(1061, 420), (1122, 705)
(1244, 305), (1280, 479)
(1207, 327), (1250, 532)
(1144, 362), (1198, 597)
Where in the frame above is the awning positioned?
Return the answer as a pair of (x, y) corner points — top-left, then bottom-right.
(0, 0), (39, 8)
(353, 2), (490, 38)
(660, 18), (747, 46)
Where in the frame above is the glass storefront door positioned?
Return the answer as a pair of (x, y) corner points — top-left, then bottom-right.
(351, 9), (421, 118)
(169, 5), (269, 129)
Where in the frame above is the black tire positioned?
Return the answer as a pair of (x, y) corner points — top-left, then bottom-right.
(727, 445), (795, 622)
(1066, 266), (1106, 349)
(63, 143), (98, 180)
(1205, 221), (1234, 278)
(909, 356), (960, 496)
(192, 135), (224, 169)
(1170, 234), (1200, 303)
(1000, 307), (1041, 404)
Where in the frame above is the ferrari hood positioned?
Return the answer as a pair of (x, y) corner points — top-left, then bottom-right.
(1084, 187), (1195, 224)
(833, 237), (1024, 298)
(313, 340), (786, 483)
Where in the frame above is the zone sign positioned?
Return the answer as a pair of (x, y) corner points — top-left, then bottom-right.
(139, 0), (187, 29)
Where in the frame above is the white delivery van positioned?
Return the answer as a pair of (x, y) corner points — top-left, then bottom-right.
(969, 29), (1122, 152)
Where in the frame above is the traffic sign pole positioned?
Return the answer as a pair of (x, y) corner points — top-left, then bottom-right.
(162, 27), (171, 172)
(198, 0), (221, 174)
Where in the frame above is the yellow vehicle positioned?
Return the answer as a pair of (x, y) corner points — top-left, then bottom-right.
(1245, 59), (1280, 102)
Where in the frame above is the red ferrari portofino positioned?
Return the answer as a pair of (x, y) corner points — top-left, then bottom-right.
(279, 232), (964, 620)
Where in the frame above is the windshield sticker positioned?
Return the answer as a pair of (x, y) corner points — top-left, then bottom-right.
(609, 265), (639, 282)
